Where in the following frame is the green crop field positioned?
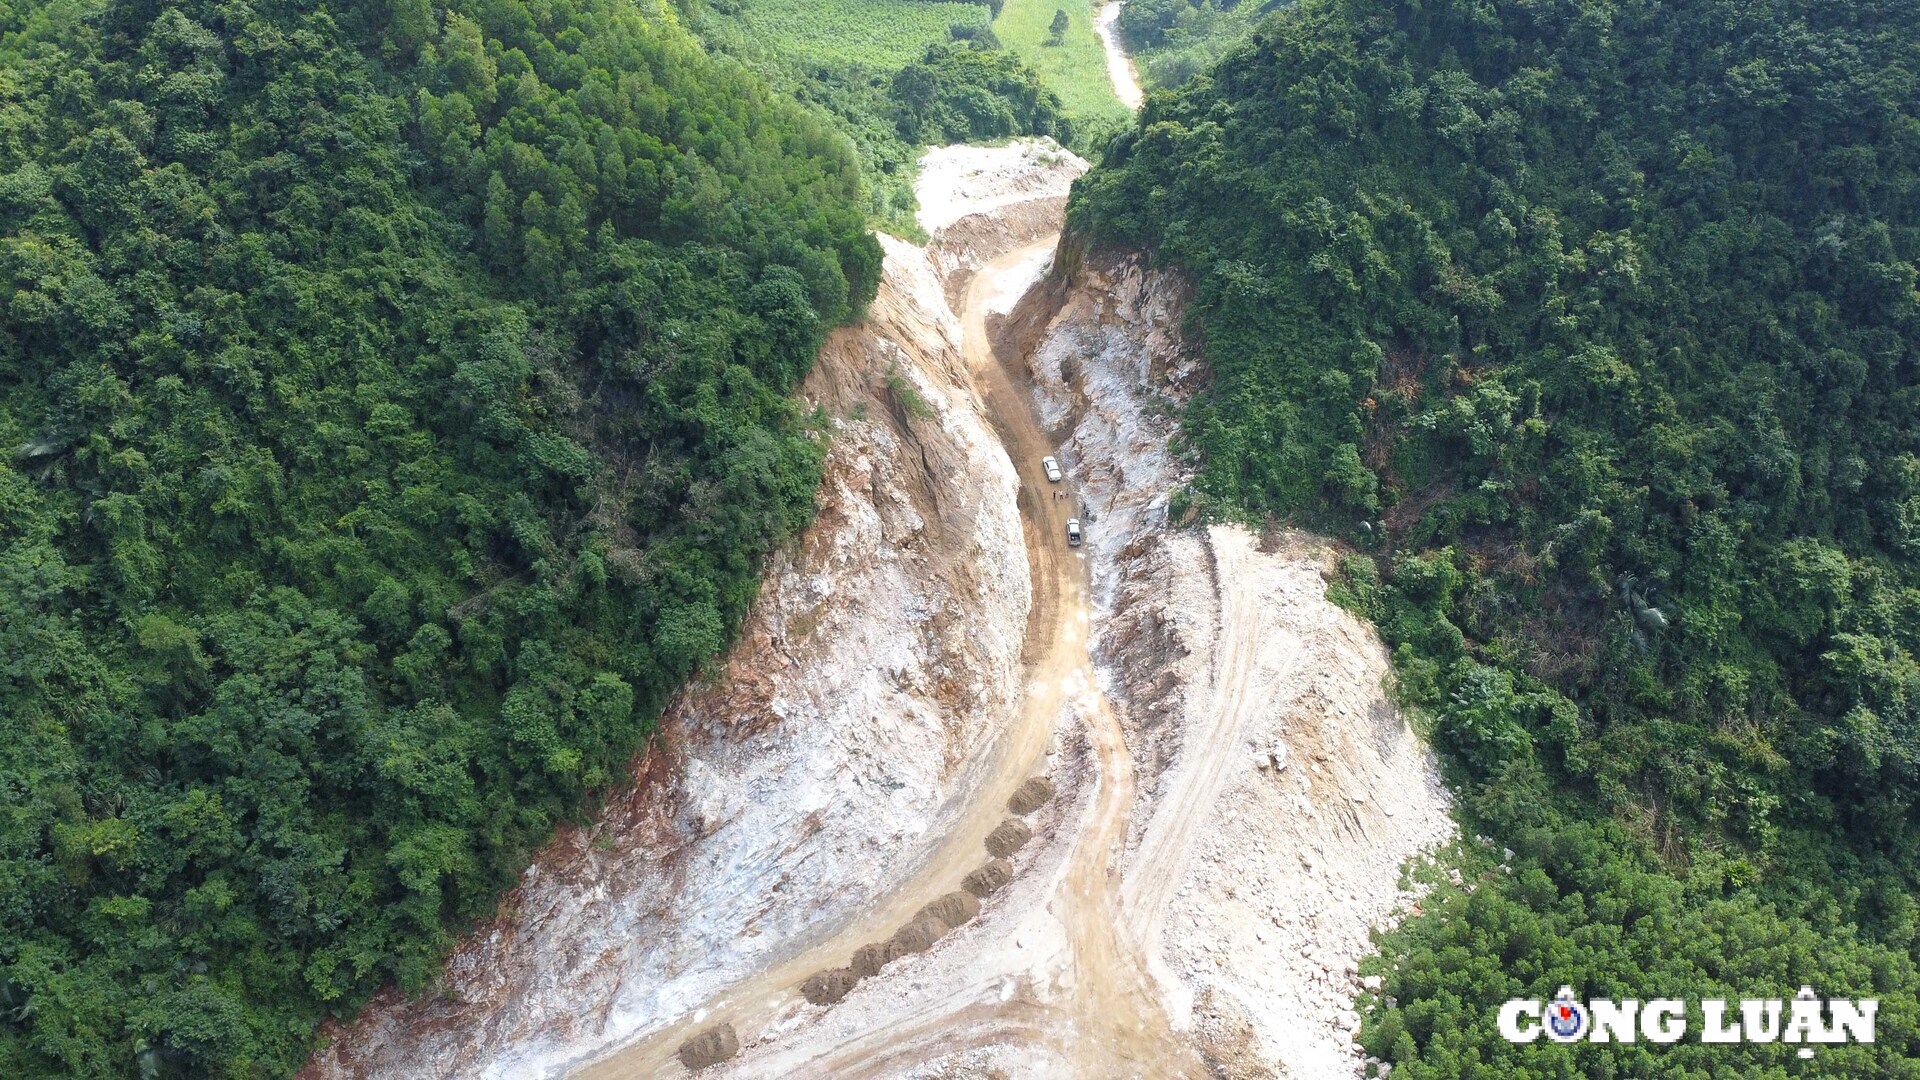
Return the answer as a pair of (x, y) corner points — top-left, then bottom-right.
(995, 0), (1131, 123)
(722, 0), (994, 68)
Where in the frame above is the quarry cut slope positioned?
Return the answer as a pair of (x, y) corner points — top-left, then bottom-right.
(1024, 249), (1456, 1077)
(302, 142), (1452, 1079)
(301, 146), (1082, 1080)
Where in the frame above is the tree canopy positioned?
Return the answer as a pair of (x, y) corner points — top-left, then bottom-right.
(0, 0), (876, 1075)
(1074, 0), (1920, 1072)
(692, 0), (1080, 236)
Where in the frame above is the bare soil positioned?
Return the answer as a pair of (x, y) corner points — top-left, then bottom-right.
(299, 145), (1452, 1080)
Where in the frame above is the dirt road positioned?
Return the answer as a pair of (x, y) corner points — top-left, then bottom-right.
(298, 141), (1447, 1080)
(953, 242), (1203, 1077)
(567, 232), (1182, 1078)
(1094, 3), (1144, 111)
(665, 238), (1212, 1080)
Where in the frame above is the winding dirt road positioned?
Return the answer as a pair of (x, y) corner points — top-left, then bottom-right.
(566, 231), (1195, 1078)
(1094, 3), (1145, 110)
(300, 139), (1448, 1080)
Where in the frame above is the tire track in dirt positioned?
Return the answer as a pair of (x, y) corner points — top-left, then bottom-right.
(761, 236), (1202, 1079)
(1121, 536), (1300, 936)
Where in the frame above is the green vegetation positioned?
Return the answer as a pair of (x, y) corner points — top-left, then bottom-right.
(0, 0), (878, 1075)
(1115, 0), (1274, 88)
(695, 0), (1077, 235)
(702, 0), (993, 69)
(994, 0), (1131, 126)
(892, 43), (1073, 145)
(1075, 0), (1920, 1073)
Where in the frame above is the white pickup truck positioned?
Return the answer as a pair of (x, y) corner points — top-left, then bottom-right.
(1065, 518), (1082, 546)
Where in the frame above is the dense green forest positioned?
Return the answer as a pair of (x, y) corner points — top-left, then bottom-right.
(1074, 0), (1920, 1073)
(1115, 0), (1275, 88)
(0, 0), (878, 1075)
(693, 0), (1078, 234)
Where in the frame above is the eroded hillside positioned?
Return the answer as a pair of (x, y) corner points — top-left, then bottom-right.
(305, 140), (1452, 1080)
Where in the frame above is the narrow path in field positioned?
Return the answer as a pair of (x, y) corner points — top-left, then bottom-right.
(1094, 3), (1144, 110)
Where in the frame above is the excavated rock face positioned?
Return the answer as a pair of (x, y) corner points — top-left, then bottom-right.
(1020, 246), (1456, 1080)
(984, 818), (1032, 858)
(676, 1024), (740, 1071)
(800, 968), (861, 1007)
(1007, 776), (1055, 815)
(961, 859), (1014, 898)
(300, 226), (1034, 1080)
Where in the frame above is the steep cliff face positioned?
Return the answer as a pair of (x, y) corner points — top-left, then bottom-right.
(303, 214), (1055, 1080)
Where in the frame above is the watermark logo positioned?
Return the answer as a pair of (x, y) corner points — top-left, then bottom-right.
(1500, 986), (1876, 1058)
(1542, 988), (1588, 1043)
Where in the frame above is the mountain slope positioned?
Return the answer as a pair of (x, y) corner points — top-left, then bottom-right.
(0, 1), (875, 1075)
(1074, 0), (1920, 1072)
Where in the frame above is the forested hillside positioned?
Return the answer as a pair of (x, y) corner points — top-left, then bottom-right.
(1074, 0), (1920, 1072)
(694, 0), (1078, 234)
(0, 0), (876, 1075)
(1116, 0), (1274, 88)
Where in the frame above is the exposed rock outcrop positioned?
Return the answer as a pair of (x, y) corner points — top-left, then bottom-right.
(301, 213), (1039, 1080)
(1020, 248), (1456, 1078)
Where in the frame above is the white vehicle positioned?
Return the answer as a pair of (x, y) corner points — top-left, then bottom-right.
(1065, 518), (1082, 546)
(1041, 455), (1063, 483)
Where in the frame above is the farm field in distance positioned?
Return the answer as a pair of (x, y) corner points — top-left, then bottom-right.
(995, 0), (1131, 124)
(712, 0), (992, 68)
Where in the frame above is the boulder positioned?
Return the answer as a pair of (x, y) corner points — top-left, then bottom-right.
(984, 818), (1032, 858)
(676, 1023), (740, 1072)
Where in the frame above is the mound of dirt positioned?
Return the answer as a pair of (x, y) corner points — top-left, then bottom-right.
(915, 890), (982, 930)
(962, 859), (1014, 898)
(890, 913), (952, 955)
(851, 938), (909, 979)
(800, 968), (862, 1007)
(676, 1023), (739, 1071)
(984, 818), (1032, 858)
(1007, 776), (1055, 815)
